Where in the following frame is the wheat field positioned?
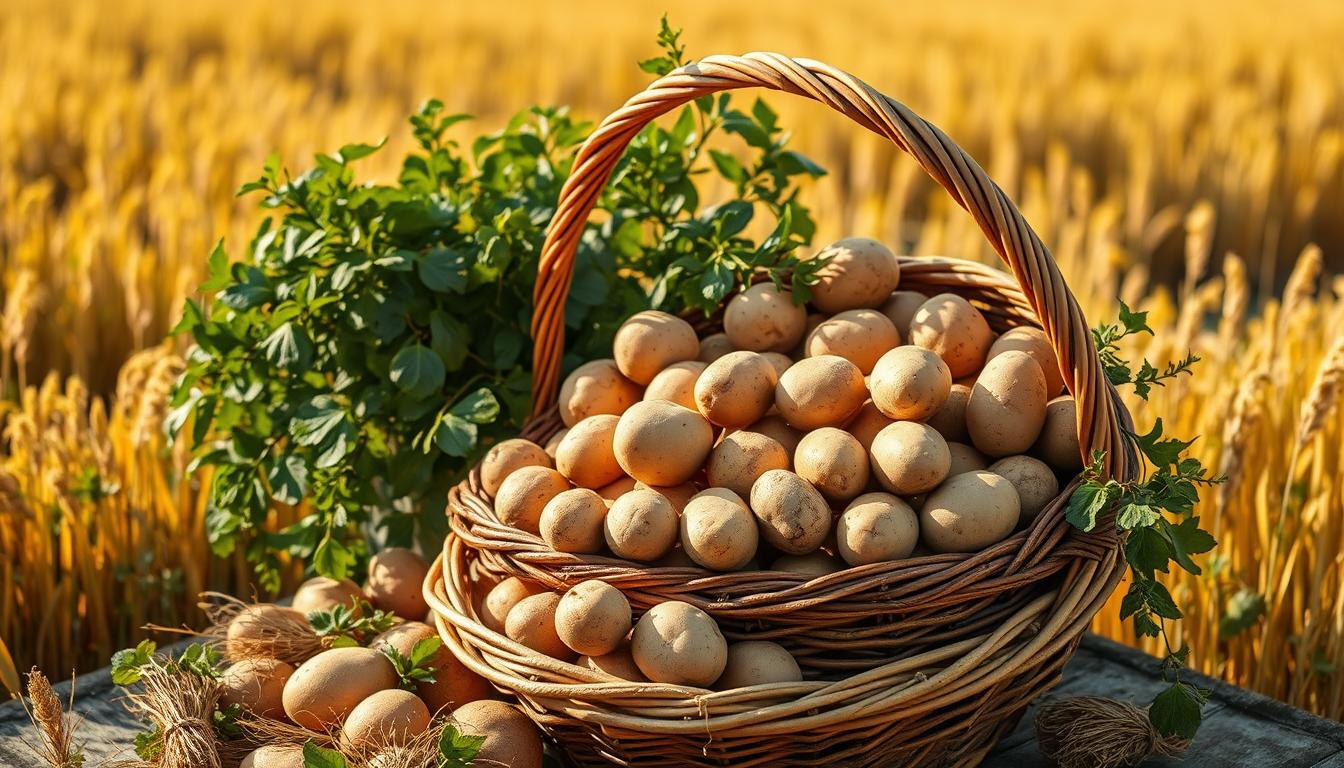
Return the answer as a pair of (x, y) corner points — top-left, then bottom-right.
(2, 0), (1343, 717)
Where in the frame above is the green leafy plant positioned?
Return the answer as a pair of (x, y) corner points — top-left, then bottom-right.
(383, 636), (443, 690)
(437, 724), (486, 768)
(170, 17), (826, 590)
(303, 741), (348, 768)
(1066, 302), (1222, 739)
(110, 641), (225, 686)
(306, 599), (400, 647)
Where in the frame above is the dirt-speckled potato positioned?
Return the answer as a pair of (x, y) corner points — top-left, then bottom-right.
(596, 475), (637, 501)
(630, 601), (727, 687)
(880, 290), (929, 337)
(807, 238), (902, 313)
(558, 359), (643, 427)
(989, 326), (1064, 397)
(480, 577), (544, 635)
(555, 580), (632, 657)
(635, 480), (698, 513)
(1035, 396), (1084, 473)
(793, 427), (869, 503)
(494, 466), (571, 534)
(967, 350), (1047, 457)
(749, 469), (832, 555)
(745, 415), (804, 455)
(613, 400), (714, 486)
(579, 642), (649, 682)
(908, 293), (993, 378)
(604, 489), (679, 562)
(844, 400), (894, 451)
(643, 360), (707, 410)
(505, 592), (575, 661)
(451, 701), (543, 768)
(805, 309), (901, 374)
(925, 383), (972, 443)
(723, 282), (808, 353)
(990, 455), (1061, 524)
(715, 641), (802, 689)
(697, 332), (736, 364)
(695, 351), (779, 428)
(680, 491), (758, 571)
(613, 310), (700, 385)
(281, 647), (397, 730)
(554, 414), (625, 489)
(920, 471), (1021, 553)
(706, 430), (790, 500)
(539, 488), (608, 554)
(761, 351), (794, 379)
(946, 441), (990, 476)
(836, 492), (919, 566)
(775, 355), (868, 430)
(480, 439), (553, 497)
(869, 421), (951, 495)
(869, 345), (952, 421)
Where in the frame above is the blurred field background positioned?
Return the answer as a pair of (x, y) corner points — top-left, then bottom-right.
(2, 0), (1344, 718)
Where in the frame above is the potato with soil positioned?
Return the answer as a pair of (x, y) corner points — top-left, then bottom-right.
(946, 442), (990, 476)
(596, 475), (637, 501)
(836, 493), (919, 566)
(706, 430), (790, 500)
(746, 414), (804, 455)
(554, 414), (625, 489)
(908, 293), (993, 378)
(631, 601), (728, 687)
(845, 400), (894, 451)
(723, 282), (807, 352)
(613, 400), (714, 486)
(371, 621), (491, 712)
(869, 346), (952, 421)
(805, 309), (901, 374)
(494, 465), (571, 534)
(807, 238), (902, 313)
(698, 332), (736, 363)
(604, 489), (679, 562)
(479, 438), (552, 496)
(775, 355), (868, 430)
(341, 689), (430, 750)
(221, 658), (293, 720)
(920, 471), (1021, 553)
(694, 351), (778, 428)
(505, 592), (574, 660)
(967, 350), (1048, 457)
(716, 641), (803, 689)
(538, 488), (608, 554)
(580, 643), (648, 682)
(558, 359), (643, 427)
(880, 290), (928, 335)
(793, 427), (869, 503)
(636, 480), (698, 513)
(291, 576), (365, 615)
(365, 547), (429, 620)
(680, 491), (759, 571)
(989, 326), (1065, 396)
(613, 310), (700, 385)
(479, 577), (544, 634)
(452, 700), (544, 768)
(749, 470), (832, 555)
(926, 383), (972, 442)
(990, 455), (1060, 524)
(1036, 396), (1085, 472)
(555, 580), (632, 657)
(644, 360), (706, 410)
(869, 421), (951, 495)
(281, 647), (397, 729)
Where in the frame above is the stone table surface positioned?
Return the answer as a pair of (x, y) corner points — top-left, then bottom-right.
(1, 633), (1341, 766)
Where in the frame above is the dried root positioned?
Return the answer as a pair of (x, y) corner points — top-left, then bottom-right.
(120, 663), (226, 768)
(197, 592), (328, 664)
(1034, 696), (1190, 768)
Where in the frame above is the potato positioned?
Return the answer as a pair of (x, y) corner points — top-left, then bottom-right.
(869, 346), (952, 421)
(580, 642), (648, 682)
(596, 475), (637, 501)
(770, 552), (844, 576)
(836, 493), (919, 566)
(1035, 396), (1085, 473)
(967, 350), (1047, 456)
(479, 439), (553, 497)
(555, 414), (624, 489)
(805, 309), (901, 374)
(653, 545), (701, 569)
(635, 480), (698, 513)
(555, 580), (631, 656)
(644, 361), (706, 410)
(990, 326), (1065, 397)
(761, 352), (794, 379)
(543, 428), (568, 458)
(291, 577), (365, 615)
(365, 547), (430, 620)
(946, 442), (990, 476)
(281, 647), (397, 729)
(695, 351), (778, 428)
(371, 621), (491, 712)
(920, 471), (1021, 553)
(613, 400), (713, 486)
(990, 455), (1060, 524)
(341, 689), (430, 750)
(908, 293), (993, 378)
(613, 310), (700, 385)
(793, 427), (869, 502)
(880, 290), (929, 336)
(631, 601), (727, 687)
(716, 641), (802, 689)
(698, 332), (736, 363)
(749, 470), (832, 555)
(451, 701), (543, 768)
(791, 313), (827, 358)
(538, 488), (608, 554)
(480, 577), (544, 634)
(723, 282), (807, 352)
(221, 658), (293, 720)
(691, 487), (751, 509)
(680, 491), (758, 571)
(505, 592), (574, 660)
(494, 466), (571, 534)
(745, 414), (803, 454)
(869, 422), (951, 495)
(775, 355), (867, 430)
(844, 400), (894, 451)
(807, 238), (901, 313)
(226, 604), (309, 654)
(706, 430), (790, 499)
(604, 489), (679, 561)
(558, 359), (643, 427)
(240, 745), (304, 768)
(926, 383), (972, 443)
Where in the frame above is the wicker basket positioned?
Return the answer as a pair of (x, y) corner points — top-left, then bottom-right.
(426, 52), (1137, 767)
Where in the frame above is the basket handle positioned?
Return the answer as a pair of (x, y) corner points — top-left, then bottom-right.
(531, 52), (1127, 477)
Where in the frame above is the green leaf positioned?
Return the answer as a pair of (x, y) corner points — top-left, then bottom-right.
(433, 414), (477, 457)
(709, 150), (747, 183)
(1064, 481), (1117, 532)
(1219, 589), (1266, 639)
(1149, 682), (1205, 739)
(451, 388), (500, 424)
(1118, 299), (1153, 335)
(438, 724), (486, 768)
(1116, 502), (1160, 530)
(1124, 527), (1171, 577)
(429, 310), (469, 372)
(419, 248), (468, 293)
(338, 138), (387, 163)
(1161, 517), (1216, 575)
(313, 535), (355, 580)
(1131, 419), (1195, 468)
(111, 640), (157, 685)
(302, 741), (349, 768)
(267, 454), (309, 505)
(390, 344), (446, 399)
(261, 322), (313, 370)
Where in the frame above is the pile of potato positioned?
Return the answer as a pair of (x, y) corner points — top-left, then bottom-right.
(222, 550), (542, 768)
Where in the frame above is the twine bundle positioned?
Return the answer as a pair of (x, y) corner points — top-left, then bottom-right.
(1034, 696), (1190, 768)
(120, 663), (226, 768)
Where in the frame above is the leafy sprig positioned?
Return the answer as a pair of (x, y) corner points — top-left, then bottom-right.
(306, 599), (399, 646)
(1066, 304), (1223, 740)
(383, 636), (443, 690)
(109, 641), (225, 686)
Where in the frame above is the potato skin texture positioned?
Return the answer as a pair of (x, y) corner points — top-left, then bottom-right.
(370, 621), (492, 712)
(775, 355), (868, 430)
(340, 689), (430, 750)
(479, 577), (544, 634)
(613, 400), (714, 486)
(925, 383), (972, 443)
(990, 454), (1061, 524)
(505, 592), (575, 661)
(706, 430), (790, 500)
(1035, 396), (1085, 473)
(630, 601), (727, 687)
(451, 701), (543, 768)
(869, 421), (951, 495)
(240, 745), (305, 768)
(697, 333), (736, 363)
(644, 360), (706, 410)
(989, 326), (1065, 397)
(869, 346), (952, 421)
(221, 658), (293, 720)
(745, 414), (804, 455)
(920, 470), (1021, 553)
(807, 238), (902, 314)
(604, 489), (679, 562)
(908, 293), (993, 378)
(694, 351), (778, 428)
(716, 640), (803, 689)
(538, 488), (608, 554)
(555, 580), (632, 657)
(880, 290), (928, 336)
(479, 439), (553, 496)
(749, 470), (832, 555)
(946, 442), (990, 476)
(844, 400), (894, 452)
(805, 309), (901, 374)
(494, 466), (571, 534)
(554, 414), (625, 489)
(680, 492), (758, 571)
(558, 359), (643, 427)
(613, 310), (700, 385)
(836, 493), (919, 566)
(291, 577), (365, 616)
(967, 350), (1048, 457)
(793, 427), (869, 503)
(281, 647), (397, 730)
(365, 547), (430, 620)
(723, 282), (807, 353)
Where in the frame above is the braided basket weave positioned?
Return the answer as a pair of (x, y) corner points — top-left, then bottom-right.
(426, 52), (1137, 767)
